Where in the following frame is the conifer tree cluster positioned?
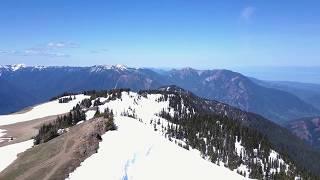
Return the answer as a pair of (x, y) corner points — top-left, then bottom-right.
(93, 98), (103, 106)
(84, 88), (130, 101)
(50, 92), (78, 101)
(120, 106), (137, 119)
(93, 107), (117, 131)
(34, 103), (117, 145)
(80, 98), (92, 108)
(34, 104), (85, 145)
(58, 96), (75, 103)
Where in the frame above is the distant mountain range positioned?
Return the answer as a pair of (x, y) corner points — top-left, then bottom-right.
(1, 64), (319, 125)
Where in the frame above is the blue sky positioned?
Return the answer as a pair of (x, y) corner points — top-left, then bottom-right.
(0, 0), (319, 69)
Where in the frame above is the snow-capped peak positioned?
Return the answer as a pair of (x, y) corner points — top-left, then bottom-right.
(0, 64), (26, 72)
(11, 64), (26, 71)
(33, 65), (47, 70)
(90, 64), (130, 72)
(113, 64), (128, 70)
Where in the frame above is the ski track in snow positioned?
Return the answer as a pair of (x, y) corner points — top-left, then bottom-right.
(0, 94), (89, 126)
(0, 140), (33, 172)
(68, 116), (246, 180)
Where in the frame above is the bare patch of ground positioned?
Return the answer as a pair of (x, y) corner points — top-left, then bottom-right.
(0, 117), (111, 180)
(0, 114), (64, 147)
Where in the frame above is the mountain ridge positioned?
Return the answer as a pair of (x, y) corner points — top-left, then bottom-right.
(1, 64), (319, 125)
(1, 86), (319, 179)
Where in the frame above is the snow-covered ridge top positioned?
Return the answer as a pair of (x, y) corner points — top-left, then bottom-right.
(11, 64), (26, 71)
(0, 64), (26, 71)
(0, 64), (135, 73)
(89, 64), (131, 72)
(93, 91), (294, 175)
(69, 91), (246, 180)
(0, 94), (89, 126)
(0, 64), (54, 72)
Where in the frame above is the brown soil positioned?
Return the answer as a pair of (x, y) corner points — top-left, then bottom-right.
(0, 117), (110, 180)
(0, 114), (65, 147)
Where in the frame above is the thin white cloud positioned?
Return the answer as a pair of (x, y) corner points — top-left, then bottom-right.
(24, 49), (40, 55)
(90, 48), (109, 54)
(45, 52), (70, 58)
(47, 41), (78, 49)
(240, 6), (256, 22)
(0, 41), (75, 58)
(47, 42), (66, 48)
(0, 48), (69, 58)
(0, 50), (9, 54)
(23, 49), (70, 57)
(0, 50), (21, 56)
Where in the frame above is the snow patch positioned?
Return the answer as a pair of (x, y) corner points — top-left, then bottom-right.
(235, 139), (244, 156)
(236, 164), (250, 178)
(11, 64), (26, 71)
(85, 110), (96, 120)
(0, 94), (89, 126)
(0, 129), (7, 142)
(0, 140), (33, 172)
(76, 121), (84, 125)
(90, 64), (129, 72)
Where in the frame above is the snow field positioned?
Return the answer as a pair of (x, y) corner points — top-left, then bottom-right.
(68, 116), (246, 180)
(0, 94), (89, 126)
(0, 140), (34, 172)
(85, 110), (96, 120)
(68, 92), (248, 179)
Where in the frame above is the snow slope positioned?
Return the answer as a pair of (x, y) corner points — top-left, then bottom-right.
(0, 94), (89, 126)
(99, 92), (174, 122)
(0, 140), (33, 172)
(85, 110), (96, 120)
(69, 91), (297, 179)
(0, 129), (6, 143)
(68, 116), (246, 180)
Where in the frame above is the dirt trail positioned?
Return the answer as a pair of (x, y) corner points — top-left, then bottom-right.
(0, 117), (110, 180)
(0, 114), (65, 147)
